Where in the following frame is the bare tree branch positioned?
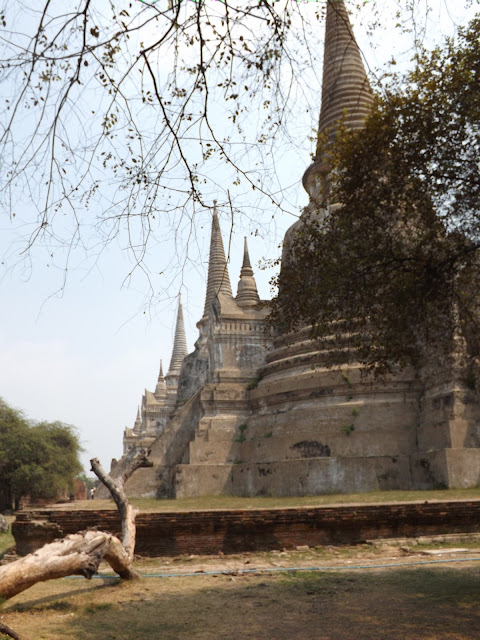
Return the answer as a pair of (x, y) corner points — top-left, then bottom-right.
(0, 451), (150, 604)
(90, 454), (152, 561)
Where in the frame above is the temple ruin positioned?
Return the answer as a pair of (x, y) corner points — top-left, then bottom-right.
(100, 0), (480, 499)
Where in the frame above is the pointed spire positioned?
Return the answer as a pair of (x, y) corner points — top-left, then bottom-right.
(303, 0), (374, 195)
(203, 201), (233, 316)
(154, 358), (167, 399)
(317, 0), (373, 141)
(241, 237), (252, 270)
(167, 294), (188, 377)
(133, 406), (142, 431)
(236, 237), (260, 308)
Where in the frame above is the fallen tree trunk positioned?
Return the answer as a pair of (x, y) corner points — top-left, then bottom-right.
(0, 452), (152, 602)
(0, 530), (136, 600)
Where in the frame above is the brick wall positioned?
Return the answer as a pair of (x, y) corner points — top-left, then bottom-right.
(12, 500), (480, 557)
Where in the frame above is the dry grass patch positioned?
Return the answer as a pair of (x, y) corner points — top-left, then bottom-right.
(2, 547), (480, 640)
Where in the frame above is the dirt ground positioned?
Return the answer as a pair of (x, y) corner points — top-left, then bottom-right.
(3, 540), (480, 640)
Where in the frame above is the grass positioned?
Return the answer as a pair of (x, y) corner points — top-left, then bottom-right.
(131, 486), (480, 510)
(3, 559), (480, 639)
(6, 492), (480, 639)
(0, 516), (15, 558)
(5, 492), (480, 639)
(0, 531), (14, 555)
(44, 487), (480, 513)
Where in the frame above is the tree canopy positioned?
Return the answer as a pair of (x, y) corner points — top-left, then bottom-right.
(0, 0), (321, 293)
(270, 15), (480, 375)
(0, 1), (477, 298)
(0, 398), (83, 509)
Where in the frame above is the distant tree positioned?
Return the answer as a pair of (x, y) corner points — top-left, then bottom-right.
(0, 399), (83, 510)
(270, 16), (480, 375)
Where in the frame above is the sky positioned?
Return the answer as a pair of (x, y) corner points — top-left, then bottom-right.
(0, 0), (477, 475)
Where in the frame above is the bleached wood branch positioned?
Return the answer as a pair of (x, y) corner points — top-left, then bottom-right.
(0, 451), (151, 603)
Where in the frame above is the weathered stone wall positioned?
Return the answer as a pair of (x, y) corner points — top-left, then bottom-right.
(175, 456), (415, 498)
(12, 500), (480, 557)
(176, 337), (210, 404)
(126, 389), (205, 498)
(96, 390), (205, 500)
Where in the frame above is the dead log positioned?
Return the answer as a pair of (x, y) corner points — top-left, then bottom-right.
(0, 530), (134, 600)
(0, 452), (152, 602)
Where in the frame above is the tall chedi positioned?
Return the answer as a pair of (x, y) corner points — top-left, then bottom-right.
(237, 0), (480, 497)
(240, 0), (429, 497)
(171, 204), (271, 498)
(177, 203), (269, 403)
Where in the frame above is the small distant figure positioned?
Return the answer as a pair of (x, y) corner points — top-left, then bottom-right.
(90, 487), (96, 500)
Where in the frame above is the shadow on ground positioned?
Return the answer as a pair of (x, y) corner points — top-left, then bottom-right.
(6, 566), (480, 640)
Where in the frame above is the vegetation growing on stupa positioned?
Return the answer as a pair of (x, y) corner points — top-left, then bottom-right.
(271, 16), (480, 376)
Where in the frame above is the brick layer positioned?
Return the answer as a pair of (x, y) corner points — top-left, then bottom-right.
(12, 501), (480, 557)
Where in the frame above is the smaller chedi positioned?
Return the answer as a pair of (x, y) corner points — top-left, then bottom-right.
(96, 202), (272, 499)
(123, 296), (188, 456)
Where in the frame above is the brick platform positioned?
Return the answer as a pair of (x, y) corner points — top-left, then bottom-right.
(12, 500), (480, 557)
